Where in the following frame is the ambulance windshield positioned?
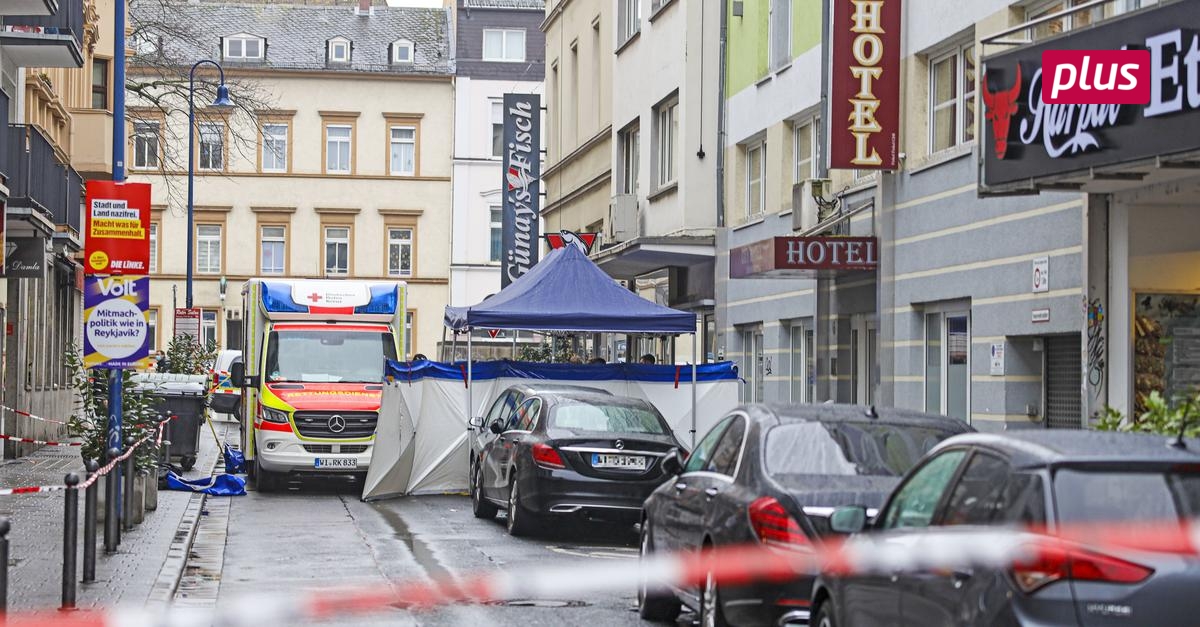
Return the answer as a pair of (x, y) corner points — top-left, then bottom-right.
(265, 329), (397, 383)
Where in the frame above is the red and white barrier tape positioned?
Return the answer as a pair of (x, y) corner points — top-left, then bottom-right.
(1, 518), (1198, 626)
(0, 434), (81, 447)
(77, 429), (159, 492)
(1, 405), (69, 426)
(0, 484), (66, 496)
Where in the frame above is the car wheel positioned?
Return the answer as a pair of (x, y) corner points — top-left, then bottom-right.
(814, 600), (837, 627)
(255, 458), (276, 493)
(637, 519), (681, 622)
(506, 478), (538, 537)
(472, 464), (498, 520)
(699, 557), (729, 627)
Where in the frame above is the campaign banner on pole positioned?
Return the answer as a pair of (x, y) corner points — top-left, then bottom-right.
(84, 180), (151, 275)
(83, 275), (150, 369)
(500, 93), (541, 288)
(828, 0), (901, 171)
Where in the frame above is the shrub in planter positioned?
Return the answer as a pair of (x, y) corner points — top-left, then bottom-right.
(1095, 390), (1200, 438)
(64, 346), (161, 478)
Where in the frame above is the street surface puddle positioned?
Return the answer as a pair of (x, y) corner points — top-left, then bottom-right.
(372, 503), (453, 582)
(487, 599), (590, 608)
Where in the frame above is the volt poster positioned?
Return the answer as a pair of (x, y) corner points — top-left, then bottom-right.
(84, 180), (151, 275)
(84, 275), (150, 369)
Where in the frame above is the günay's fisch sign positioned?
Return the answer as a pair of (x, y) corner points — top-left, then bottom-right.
(84, 181), (151, 275)
(730, 237), (879, 279)
(829, 0), (901, 170)
(981, 0), (1200, 188)
(500, 93), (541, 288)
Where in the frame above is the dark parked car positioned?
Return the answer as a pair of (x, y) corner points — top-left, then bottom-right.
(638, 404), (973, 626)
(471, 391), (684, 536)
(811, 430), (1200, 627)
(469, 382), (610, 472)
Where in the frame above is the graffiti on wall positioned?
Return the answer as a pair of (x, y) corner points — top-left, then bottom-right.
(1087, 298), (1106, 396)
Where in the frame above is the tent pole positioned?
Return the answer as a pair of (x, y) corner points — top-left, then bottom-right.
(691, 331), (698, 449)
(440, 325), (447, 361)
(451, 332), (459, 362)
(467, 331), (474, 426)
(512, 332), (517, 360)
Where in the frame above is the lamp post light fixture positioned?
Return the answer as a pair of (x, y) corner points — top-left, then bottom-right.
(186, 60), (234, 309)
(219, 276), (227, 304)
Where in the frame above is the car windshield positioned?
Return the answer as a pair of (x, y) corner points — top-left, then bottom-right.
(549, 401), (669, 435)
(265, 329), (396, 383)
(764, 422), (962, 477)
(1054, 468), (1200, 524)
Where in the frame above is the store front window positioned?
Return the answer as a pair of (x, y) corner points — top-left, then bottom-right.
(1133, 294), (1200, 415)
(925, 311), (970, 420)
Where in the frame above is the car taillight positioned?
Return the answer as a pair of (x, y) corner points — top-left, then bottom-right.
(531, 443), (566, 470)
(748, 496), (810, 549)
(1012, 544), (1154, 594)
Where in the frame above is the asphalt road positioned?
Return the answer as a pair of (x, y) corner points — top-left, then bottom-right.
(204, 475), (694, 626)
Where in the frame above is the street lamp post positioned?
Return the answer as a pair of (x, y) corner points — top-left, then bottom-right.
(186, 60), (233, 309)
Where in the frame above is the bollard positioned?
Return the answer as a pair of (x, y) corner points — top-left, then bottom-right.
(61, 473), (79, 610)
(83, 460), (99, 583)
(0, 517), (9, 614)
(104, 447), (120, 553)
(123, 436), (136, 532)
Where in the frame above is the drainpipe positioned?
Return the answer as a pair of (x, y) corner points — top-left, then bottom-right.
(818, 0), (830, 179)
(715, 0), (728, 229)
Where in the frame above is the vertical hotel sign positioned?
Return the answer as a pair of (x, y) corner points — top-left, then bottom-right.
(829, 0), (901, 170)
(500, 93), (541, 287)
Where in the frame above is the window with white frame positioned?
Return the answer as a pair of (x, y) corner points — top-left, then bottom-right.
(654, 99), (677, 188)
(196, 224), (222, 274)
(392, 40), (413, 63)
(201, 310), (219, 347)
(790, 323), (815, 403)
(618, 0), (640, 44)
(769, 0), (792, 70)
(132, 121), (159, 169)
(489, 206), (502, 262)
(261, 123), (287, 172)
(620, 123), (639, 194)
(223, 35), (263, 60)
(388, 227), (413, 277)
(149, 223), (158, 273)
(491, 101), (504, 158)
(328, 38), (351, 63)
(390, 126), (416, 176)
(483, 29), (525, 62)
(929, 42), (976, 154)
(1026, 0), (1103, 41)
(324, 226), (350, 276)
(925, 311), (970, 419)
(198, 122), (224, 171)
(147, 310), (158, 353)
(260, 225), (286, 275)
(793, 118), (817, 183)
(746, 141), (765, 218)
(326, 124), (352, 174)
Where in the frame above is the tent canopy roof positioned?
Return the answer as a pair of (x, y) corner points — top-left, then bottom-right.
(444, 245), (696, 333)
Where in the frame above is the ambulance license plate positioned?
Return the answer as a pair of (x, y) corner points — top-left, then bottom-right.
(314, 457), (358, 469)
(591, 454), (646, 470)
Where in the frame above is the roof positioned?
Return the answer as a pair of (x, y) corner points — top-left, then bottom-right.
(133, 2), (452, 75)
(505, 382), (610, 395)
(544, 392), (656, 409)
(444, 245), (697, 333)
(763, 403), (975, 432)
(937, 430), (1200, 466)
(464, 0), (544, 9)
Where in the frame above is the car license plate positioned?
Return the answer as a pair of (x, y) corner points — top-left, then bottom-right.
(313, 457), (358, 469)
(591, 454), (646, 470)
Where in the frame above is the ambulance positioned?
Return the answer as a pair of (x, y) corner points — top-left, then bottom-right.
(230, 279), (406, 491)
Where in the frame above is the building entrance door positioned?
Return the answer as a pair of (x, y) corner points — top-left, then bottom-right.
(851, 315), (877, 406)
(1044, 334), (1083, 429)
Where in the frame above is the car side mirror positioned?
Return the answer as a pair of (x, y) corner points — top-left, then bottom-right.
(829, 506), (868, 535)
(660, 448), (683, 476)
(230, 362), (245, 388)
(469, 416), (483, 429)
(489, 419), (504, 435)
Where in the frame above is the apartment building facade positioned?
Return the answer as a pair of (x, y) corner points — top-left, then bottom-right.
(127, 0), (454, 359)
(715, 0), (1163, 431)
(0, 0), (109, 454)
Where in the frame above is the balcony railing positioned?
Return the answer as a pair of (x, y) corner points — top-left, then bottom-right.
(0, 0), (83, 67)
(7, 123), (82, 233)
(0, 89), (9, 187)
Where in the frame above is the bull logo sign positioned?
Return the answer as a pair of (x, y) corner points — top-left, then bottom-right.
(545, 231), (598, 254)
(982, 64), (1023, 160)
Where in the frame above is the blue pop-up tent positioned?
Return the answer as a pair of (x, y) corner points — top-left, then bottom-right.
(444, 244), (707, 445)
(444, 245), (695, 333)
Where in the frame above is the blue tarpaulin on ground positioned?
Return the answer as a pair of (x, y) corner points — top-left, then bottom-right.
(443, 245), (697, 333)
(165, 472), (246, 496)
(385, 359), (738, 383)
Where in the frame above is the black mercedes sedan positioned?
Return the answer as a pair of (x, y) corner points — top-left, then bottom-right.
(638, 404), (973, 627)
(471, 391), (684, 537)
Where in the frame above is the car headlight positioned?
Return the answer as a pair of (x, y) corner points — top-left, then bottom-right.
(261, 407), (290, 424)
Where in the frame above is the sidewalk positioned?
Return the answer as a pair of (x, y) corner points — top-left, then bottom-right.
(0, 420), (228, 613)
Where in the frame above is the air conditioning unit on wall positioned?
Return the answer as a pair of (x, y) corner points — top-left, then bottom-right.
(609, 194), (639, 243)
(791, 178), (831, 231)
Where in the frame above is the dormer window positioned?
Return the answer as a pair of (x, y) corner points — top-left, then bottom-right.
(223, 34), (265, 60)
(391, 39), (413, 64)
(328, 37), (351, 63)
